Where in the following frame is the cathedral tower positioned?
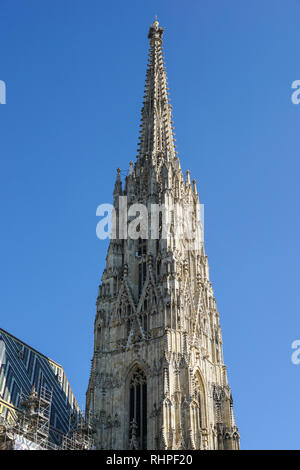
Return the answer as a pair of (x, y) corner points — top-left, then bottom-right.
(86, 19), (240, 450)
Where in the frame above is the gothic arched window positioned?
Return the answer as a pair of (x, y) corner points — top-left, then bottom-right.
(129, 367), (147, 449)
(194, 373), (206, 435)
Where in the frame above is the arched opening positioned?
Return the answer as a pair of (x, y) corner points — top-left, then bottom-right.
(193, 371), (207, 448)
(129, 367), (147, 449)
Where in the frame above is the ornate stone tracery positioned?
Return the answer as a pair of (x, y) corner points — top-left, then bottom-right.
(85, 18), (239, 450)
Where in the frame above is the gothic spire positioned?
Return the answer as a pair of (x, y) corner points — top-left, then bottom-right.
(113, 167), (122, 197)
(87, 21), (240, 451)
(137, 18), (177, 166)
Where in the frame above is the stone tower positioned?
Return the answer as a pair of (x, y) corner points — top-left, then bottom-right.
(86, 19), (240, 451)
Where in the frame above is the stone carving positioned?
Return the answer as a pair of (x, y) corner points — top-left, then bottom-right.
(94, 372), (121, 390)
(85, 18), (239, 451)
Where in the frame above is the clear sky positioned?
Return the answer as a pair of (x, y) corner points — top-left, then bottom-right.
(1, 0), (300, 450)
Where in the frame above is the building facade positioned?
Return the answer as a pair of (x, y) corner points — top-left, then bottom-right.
(86, 19), (240, 450)
(0, 327), (81, 446)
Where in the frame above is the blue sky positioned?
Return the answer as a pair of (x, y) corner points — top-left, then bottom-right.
(1, 0), (300, 450)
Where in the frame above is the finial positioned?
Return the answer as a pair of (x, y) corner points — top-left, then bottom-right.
(129, 161), (134, 175)
(192, 179), (198, 194)
(114, 168), (122, 196)
(186, 170), (191, 185)
(148, 15), (163, 40)
(153, 15), (159, 28)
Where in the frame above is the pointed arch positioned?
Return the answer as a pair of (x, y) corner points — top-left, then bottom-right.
(193, 369), (207, 430)
(136, 276), (160, 334)
(114, 281), (136, 320)
(126, 363), (148, 450)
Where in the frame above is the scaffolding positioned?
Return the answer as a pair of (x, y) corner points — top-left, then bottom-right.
(60, 410), (95, 450)
(0, 385), (54, 450)
(18, 385), (52, 448)
(0, 386), (95, 450)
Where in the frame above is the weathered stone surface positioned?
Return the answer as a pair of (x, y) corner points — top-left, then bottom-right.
(86, 18), (239, 451)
